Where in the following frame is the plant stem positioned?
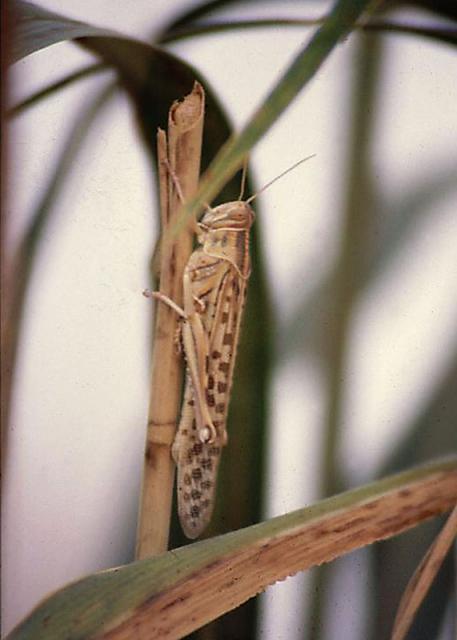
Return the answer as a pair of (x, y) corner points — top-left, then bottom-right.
(135, 82), (205, 558)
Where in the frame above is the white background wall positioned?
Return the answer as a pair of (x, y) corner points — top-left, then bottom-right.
(3, 1), (457, 637)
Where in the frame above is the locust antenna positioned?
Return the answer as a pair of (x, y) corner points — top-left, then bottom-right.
(245, 154), (316, 205)
(238, 157), (249, 201)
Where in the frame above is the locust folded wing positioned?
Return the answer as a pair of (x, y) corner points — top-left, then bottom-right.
(173, 250), (248, 538)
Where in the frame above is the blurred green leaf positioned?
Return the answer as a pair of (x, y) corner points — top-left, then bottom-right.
(158, 0), (256, 38)
(305, 32), (384, 640)
(8, 63), (107, 116)
(10, 1), (267, 211)
(8, 0), (117, 62)
(13, 86), (114, 253)
(154, 0), (457, 46)
(367, 19), (457, 46)
(403, 0), (457, 22)
(281, 160), (457, 365)
(160, 17), (457, 48)
(367, 166), (457, 284)
(2, 83), (115, 446)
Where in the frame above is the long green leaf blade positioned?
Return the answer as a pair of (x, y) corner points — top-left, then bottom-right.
(6, 458), (456, 640)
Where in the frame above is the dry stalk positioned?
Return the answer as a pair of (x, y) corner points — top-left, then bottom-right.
(390, 503), (457, 640)
(136, 82), (205, 558)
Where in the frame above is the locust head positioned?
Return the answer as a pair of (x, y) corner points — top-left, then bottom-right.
(198, 201), (255, 236)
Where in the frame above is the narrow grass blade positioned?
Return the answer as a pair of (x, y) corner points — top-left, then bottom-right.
(8, 63), (107, 116)
(390, 505), (457, 640)
(160, 18), (457, 48)
(2, 84), (115, 447)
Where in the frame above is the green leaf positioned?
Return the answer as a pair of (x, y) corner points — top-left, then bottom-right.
(281, 160), (457, 365)
(158, 0), (252, 37)
(304, 32), (384, 639)
(9, 0), (117, 62)
(1, 83), (116, 444)
(8, 63), (107, 116)
(7, 458), (456, 640)
(404, 0), (457, 22)
(160, 17), (457, 48)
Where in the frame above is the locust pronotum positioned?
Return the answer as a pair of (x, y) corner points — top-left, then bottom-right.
(145, 155), (314, 538)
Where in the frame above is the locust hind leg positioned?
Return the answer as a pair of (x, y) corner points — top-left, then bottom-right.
(180, 316), (218, 444)
(145, 288), (217, 444)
